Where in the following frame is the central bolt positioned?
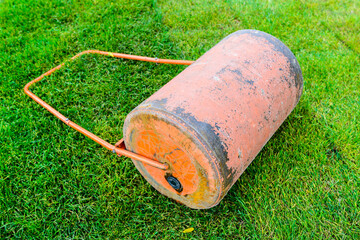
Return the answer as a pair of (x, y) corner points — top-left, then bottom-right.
(165, 175), (183, 192)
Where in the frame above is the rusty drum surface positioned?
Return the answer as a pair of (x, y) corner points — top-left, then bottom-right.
(123, 30), (303, 209)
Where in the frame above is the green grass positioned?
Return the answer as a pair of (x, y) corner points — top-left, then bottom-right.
(0, 0), (359, 238)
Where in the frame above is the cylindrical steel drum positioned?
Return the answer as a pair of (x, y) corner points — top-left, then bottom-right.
(123, 30), (303, 209)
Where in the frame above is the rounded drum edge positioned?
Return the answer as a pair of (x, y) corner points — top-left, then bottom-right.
(123, 108), (224, 209)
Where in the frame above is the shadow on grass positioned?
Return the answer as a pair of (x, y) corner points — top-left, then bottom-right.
(107, 98), (317, 233)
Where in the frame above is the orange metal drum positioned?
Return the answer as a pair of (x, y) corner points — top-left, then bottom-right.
(123, 30), (303, 209)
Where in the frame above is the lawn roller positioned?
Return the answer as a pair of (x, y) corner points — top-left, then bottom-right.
(24, 30), (303, 209)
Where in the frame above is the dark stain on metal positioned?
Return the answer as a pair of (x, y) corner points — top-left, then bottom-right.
(123, 29), (303, 209)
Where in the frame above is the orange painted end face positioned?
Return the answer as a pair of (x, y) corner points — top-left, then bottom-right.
(124, 30), (303, 209)
(135, 128), (198, 196)
(123, 110), (222, 209)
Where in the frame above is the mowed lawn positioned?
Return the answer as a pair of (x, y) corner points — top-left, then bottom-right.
(1, 0), (359, 238)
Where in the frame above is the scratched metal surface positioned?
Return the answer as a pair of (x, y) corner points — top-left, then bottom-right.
(123, 30), (303, 209)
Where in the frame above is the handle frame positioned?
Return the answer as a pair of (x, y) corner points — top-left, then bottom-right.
(24, 50), (194, 170)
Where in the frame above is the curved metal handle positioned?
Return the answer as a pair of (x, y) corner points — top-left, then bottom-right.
(24, 50), (194, 170)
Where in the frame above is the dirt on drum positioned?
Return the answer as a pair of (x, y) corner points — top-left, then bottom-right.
(124, 30), (303, 209)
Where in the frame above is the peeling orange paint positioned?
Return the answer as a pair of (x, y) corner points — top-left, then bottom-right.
(123, 30), (303, 209)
